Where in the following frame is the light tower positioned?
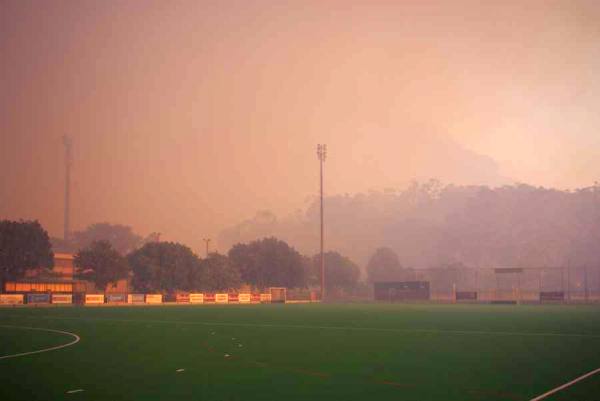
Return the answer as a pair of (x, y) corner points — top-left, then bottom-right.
(317, 144), (327, 301)
(62, 135), (72, 242)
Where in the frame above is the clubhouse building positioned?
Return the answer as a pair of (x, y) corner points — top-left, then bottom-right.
(4, 253), (129, 294)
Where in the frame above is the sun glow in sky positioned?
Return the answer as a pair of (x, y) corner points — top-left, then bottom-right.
(1, 0), (599, 249)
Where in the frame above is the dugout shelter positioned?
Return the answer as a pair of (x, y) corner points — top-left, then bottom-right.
(374, 281), (430, 302)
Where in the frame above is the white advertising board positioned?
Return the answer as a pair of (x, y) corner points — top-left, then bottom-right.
(145, 294), (163, 304)
(0, 294), (24, 304)
(189, 293), (204, 304)
(52, 294), (72, 304)
(215, 293), (228, 304)
(85, 294), (105, 304)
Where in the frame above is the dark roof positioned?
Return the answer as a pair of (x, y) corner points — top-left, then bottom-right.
(8, 278), (76, 284)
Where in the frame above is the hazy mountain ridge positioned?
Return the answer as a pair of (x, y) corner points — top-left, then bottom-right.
(219, 181), (600, 271)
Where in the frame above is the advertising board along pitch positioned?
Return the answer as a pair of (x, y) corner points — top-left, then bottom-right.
(176, 294), (190, 303)
(215, 293), (228, 304)
(0, 294), (24, 305)
(106, 294), (127, 304)
(238, 293), (251, 303)
(52, 294), (72, 304)
(128, 294), (145, 304)
(456, 291), (478, 301)
(85, 294), (105, 304)
(540, 291), (565, 302)
(189, 293), (204, 303)
(27, 293), (51, 304)
(145, 294), (163, 304)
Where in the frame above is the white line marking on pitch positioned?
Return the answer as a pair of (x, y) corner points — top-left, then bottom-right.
(529, 367), (600, 401)
(66, 389), (84, 394)
(0, 325), (80, 360)
(176, 368), (185, 372)
(26, 316), (600, 339)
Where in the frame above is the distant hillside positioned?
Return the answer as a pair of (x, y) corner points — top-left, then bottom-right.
(219, 182), (600, 271)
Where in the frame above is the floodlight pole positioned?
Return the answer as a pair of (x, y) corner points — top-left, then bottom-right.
(62, 135), (72, 242)
(203, 238), (211, 257)
(317, 144), (327, 301)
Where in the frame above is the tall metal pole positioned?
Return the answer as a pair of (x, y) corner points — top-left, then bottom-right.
(317, 144), (327, 301)
(62, 136), (72, 242)
(203, 238), (211, 257)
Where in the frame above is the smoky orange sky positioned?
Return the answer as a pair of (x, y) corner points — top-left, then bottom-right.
(1, 0), (599, 253)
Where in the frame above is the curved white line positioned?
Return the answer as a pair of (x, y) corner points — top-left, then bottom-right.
(0, 325), (80, 360)
(529, 367), (600, 401)
(5, 318), (597, 398)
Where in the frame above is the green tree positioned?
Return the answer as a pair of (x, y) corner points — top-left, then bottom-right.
(302, 255), (316, 286)
(228, 237), (305, 288)
(197, 253), (241, 291)
(72, 223), (142, 255)
(74, 240), (130, 290)
(0, 220), (54, 287)
(366, 247), (405, 283)
(128, 242), (201, 292)
(312, 251), (361, 292)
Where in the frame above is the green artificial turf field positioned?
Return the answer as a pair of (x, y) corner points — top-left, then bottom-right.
(1, 303), (599, 401)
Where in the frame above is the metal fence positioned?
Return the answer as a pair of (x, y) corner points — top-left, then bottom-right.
(405, 267), (600, 302)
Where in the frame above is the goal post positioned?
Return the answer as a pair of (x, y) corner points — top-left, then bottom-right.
(269, 287), (287, 303)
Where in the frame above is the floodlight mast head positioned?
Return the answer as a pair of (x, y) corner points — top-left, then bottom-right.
(202, 238), (211, 257)
(317, 144), (327, 162)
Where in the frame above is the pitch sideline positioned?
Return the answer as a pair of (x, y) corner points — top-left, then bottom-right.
(17, 315), (600, 339)
(529, 367), (600, 401)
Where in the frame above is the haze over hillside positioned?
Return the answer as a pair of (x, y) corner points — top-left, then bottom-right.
(219, 182), (600, 272)
(2, 1), (599, 253)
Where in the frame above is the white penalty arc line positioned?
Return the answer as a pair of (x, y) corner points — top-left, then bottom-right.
(529, 367), (600, 401)
(0, 325), (80, 360)
(9, 317), (600, 398)
(26, 315), (600, 339)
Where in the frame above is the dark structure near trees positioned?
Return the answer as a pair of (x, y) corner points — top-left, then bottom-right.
(374, 281), (430, 302)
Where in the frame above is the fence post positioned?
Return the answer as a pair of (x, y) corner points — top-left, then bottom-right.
(452, 283), (456, 304)
(584, 266), (589, 303)
(567, 265), (571, 303)
(495, 270), (498, 300)
(517, 272), (521, 304)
